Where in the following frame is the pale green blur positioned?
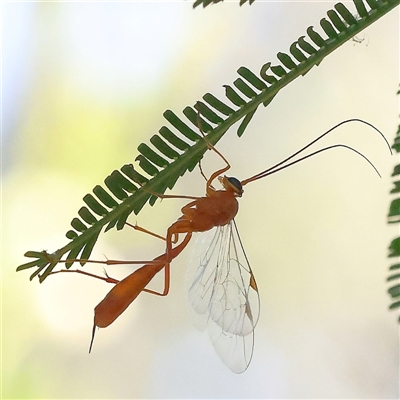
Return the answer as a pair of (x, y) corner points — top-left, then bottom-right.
(3, 2), (399, 399)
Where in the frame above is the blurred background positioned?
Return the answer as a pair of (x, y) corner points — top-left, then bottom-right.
(2, 1), (399, 398)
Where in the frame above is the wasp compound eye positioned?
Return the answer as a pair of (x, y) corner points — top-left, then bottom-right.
(227, 177), (243, 196)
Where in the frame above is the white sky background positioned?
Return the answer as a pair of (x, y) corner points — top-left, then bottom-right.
(2, 1), (399, 399)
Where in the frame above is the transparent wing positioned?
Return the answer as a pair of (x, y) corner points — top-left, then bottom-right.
(186, 220), (260, 373)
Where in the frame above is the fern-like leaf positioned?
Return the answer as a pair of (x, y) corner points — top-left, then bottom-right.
(17, 0), (399, 282)
(387, 88), (400, 322)
(193, 0), (255, 8)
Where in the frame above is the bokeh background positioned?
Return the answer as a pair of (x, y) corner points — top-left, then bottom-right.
(2, 1), (399, 398)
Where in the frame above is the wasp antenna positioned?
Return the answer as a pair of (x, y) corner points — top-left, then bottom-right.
(243, 143), (382, 185)
(241, 119), (390, 186)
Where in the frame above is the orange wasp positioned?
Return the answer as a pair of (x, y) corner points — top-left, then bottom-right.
(44, 119), (389, 373)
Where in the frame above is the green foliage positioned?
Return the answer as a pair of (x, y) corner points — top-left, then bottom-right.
(193, 0), (255, 8)
(387, 88), (400, 321)
(17, 0), (400, 282)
